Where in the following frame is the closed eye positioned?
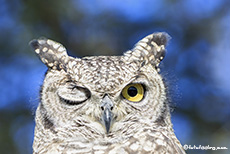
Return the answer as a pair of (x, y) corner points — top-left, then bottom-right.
(59, 96), (87, 105)
(57, 84), (91, 105)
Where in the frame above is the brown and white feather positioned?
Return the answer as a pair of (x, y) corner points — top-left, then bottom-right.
(30, 32), (185, 154)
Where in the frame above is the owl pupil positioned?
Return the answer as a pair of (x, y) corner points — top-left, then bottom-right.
(128, 86), (138, 97)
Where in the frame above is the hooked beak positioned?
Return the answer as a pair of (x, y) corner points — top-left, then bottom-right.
(100, 95), (114, 134)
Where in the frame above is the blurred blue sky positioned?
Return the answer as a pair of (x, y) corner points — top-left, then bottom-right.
(0, 0), (230, 154)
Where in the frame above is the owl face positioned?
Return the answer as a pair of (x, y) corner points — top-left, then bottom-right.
(30, 32), (170, 139)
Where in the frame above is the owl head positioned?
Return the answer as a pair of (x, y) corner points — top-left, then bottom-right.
(30, 32), (171, 139)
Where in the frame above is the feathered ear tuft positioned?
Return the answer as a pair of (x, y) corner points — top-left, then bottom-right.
(29, 38), (69, 70)
(124, 32), (171, 71)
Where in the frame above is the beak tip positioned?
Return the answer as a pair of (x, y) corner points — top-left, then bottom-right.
(105, 125), (110, 134)
(102, 109), (112, 134)
(100, 95), (114, 134)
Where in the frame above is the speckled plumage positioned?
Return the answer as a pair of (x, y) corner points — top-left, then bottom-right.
(30, 32), (185, 154)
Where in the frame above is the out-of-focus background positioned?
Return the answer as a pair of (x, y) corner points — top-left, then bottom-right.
(0, 0), (230, 153)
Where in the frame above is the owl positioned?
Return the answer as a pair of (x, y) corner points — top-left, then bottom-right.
(30, 32), (185, 154)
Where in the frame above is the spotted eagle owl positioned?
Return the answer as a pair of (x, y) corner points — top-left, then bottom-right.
(30, 32), (185, 154)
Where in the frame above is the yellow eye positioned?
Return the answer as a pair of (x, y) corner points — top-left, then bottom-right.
(121, 83), (144, 102)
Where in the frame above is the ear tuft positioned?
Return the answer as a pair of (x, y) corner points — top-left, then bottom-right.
(151, 32), (171, 46)
(124, 32), (171, 71)
(29, 38), (68, 70)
